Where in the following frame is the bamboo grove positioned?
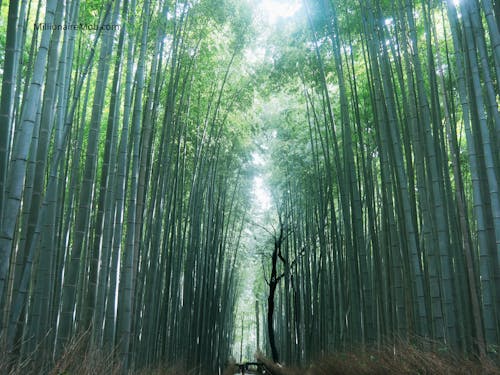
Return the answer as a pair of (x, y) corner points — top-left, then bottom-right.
(253, 0), (500, 366)
(0, 0), (254, 372)
(1, 0), (500, 373)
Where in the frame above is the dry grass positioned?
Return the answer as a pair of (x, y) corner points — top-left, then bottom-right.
(0, 332), (122, 375)
(257, 339), (500, 375)
(305, 348), (500, 375)
(1, 338), (499, 374)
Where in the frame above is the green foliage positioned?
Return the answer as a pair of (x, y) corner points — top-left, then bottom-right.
(1, 0), (500, 371)
(0, 2), (7, 65)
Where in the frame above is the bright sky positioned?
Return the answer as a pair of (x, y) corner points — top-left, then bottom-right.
(259, 0), (302, 25)
(251, 152), (272, 211)
(244, 0), (302, 65)
(252, 175), (272, 211)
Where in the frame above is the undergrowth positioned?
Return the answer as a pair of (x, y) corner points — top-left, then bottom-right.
(256, 338), (500, 375)
(1, 337), (499, 374)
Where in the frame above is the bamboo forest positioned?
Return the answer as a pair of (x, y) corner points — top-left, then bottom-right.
(0, 0), (500, 373)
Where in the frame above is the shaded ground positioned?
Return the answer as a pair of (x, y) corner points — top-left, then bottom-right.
(254, 346), (500, 375)
(2, 340), (500, 374)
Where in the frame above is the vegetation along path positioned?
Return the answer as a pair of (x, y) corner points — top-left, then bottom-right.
(0, 0), (500, 373)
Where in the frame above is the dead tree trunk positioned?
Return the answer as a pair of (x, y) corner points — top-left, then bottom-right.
(267, 225), (284, 363)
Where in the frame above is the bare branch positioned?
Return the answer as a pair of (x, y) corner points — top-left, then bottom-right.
(262, 259), (269, 286)
(277, 250), (286, 265)
(249, 219), (275, 237)
(289, 245), (307, 269)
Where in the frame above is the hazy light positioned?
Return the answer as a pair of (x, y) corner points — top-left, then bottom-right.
(245, 46), (266, 65)
(252, 176), (271, 211)
(251, 151), (266, 166)
(259, 0), (302, 25)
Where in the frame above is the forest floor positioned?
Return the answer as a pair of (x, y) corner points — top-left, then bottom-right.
(253, 347), (500, 375)
(2, 342), (500, 375)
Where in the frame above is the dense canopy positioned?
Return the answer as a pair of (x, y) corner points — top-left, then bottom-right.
(0, 0), (499, 373)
